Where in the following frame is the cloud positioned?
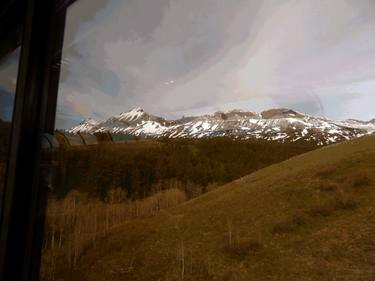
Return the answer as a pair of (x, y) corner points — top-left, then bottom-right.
(55, 0), (375, 128)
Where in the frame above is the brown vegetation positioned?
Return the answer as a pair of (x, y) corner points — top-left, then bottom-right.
(40, 188), (186, 280)
(39, 136), (375, 281)
(272, 214), (305, 234)
(314, 181), (338, 192)
(225, 238), (262, 259)
(351, 171), (372, 188)
(44, 136), (374, 281)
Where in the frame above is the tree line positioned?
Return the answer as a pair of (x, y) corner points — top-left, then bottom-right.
(53, 137), (317, 200)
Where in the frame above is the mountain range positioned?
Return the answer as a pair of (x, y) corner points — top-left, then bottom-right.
(69, 107), (375, 145)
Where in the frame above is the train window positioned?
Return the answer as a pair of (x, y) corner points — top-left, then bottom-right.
(40, 1), (375, 281)
(0, 47), (20, 195)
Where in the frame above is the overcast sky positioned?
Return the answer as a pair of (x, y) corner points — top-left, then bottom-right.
(53, 0), (375, 128)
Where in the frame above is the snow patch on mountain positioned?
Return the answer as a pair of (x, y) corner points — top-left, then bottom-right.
(70, 118), (100, 134)
(114, 107), (145, 122)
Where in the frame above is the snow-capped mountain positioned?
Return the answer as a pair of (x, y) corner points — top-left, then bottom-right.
(70, 118), (100, 133)
(69, 107), (375, 145)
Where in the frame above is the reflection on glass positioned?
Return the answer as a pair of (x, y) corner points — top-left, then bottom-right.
(41, 1), (375, 281)
(0, 47), (20, 193)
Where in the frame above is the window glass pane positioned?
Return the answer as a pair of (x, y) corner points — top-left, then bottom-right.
(0, 47), (20, 193)
(41, 1), (375, 281)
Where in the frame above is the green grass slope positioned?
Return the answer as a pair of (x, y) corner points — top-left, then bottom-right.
(65, 136), (375, 281)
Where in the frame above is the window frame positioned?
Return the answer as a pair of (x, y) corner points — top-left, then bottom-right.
(0, 1), (76, 280)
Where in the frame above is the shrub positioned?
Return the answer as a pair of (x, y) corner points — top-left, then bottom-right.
(307, 192), (358, 217)
(315, 168), (335, 179)
(351, 172), (371, 188)
(335, 192), (358, 210)
(219, 270), (235, 281)
(307, 200), (336, 217)
(272, 214), (305, 234)
(225, 238), (262, 258)
(315, 182), (337, 192)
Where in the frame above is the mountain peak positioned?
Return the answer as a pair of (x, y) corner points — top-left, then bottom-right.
(261, 108), (304, 119)
(115, 107), (146, 122)
(224, 108), (244, 113)
(210, 109), (258, 120)
(80, 118), (99, 126)
(130, 107), (144, 113)
(69, 118), (99, 134)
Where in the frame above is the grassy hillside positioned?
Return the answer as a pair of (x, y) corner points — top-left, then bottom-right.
(56, 136), (375, 281)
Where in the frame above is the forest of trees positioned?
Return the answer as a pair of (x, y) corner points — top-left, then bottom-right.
(0, 119), (318, 201)
(54, 137), (317, 200)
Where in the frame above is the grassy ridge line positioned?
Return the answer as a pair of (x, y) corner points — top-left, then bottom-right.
(57, 136), (375, 281)
(166, 136), (372, 211)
